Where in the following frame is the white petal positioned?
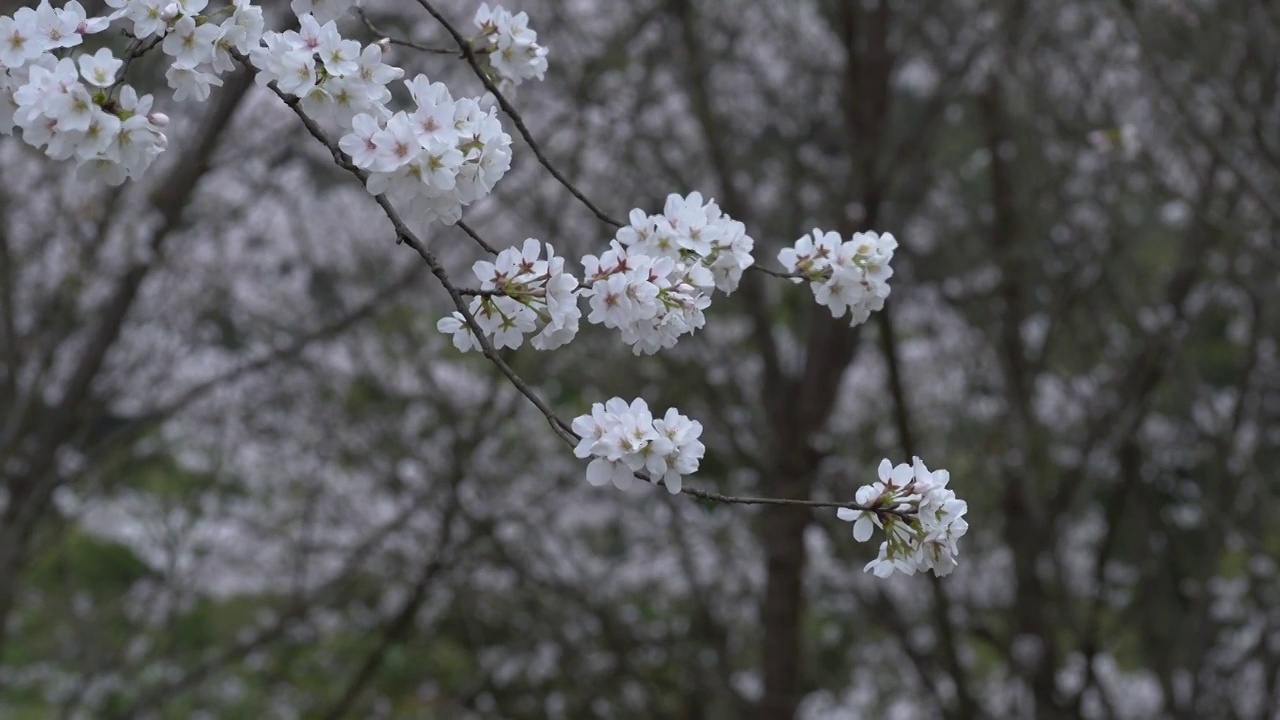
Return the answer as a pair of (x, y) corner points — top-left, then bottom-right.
(572, 437), (595, 459)
(836, 507), (857, 522)
(611, 463), (633, 490)
(585, 458), (612, 487)
(890, 462), (913, 486)
(853, 516), (874, 543)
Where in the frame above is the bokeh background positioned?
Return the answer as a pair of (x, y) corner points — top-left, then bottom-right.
(3, 0), (1280, 718)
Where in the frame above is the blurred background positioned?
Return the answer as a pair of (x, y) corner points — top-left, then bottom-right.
(2, 0), (1280, 718)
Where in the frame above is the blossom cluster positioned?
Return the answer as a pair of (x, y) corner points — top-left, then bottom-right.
(473, 3), (548, 90)
(250, 13), (396, 122)
(0, 2), (169, 184)
(778, 229), (896, 326)
(584, 192), (754, 354)
(1, 1), (539, 205)
(617, 192), (756, 294)
(435, 193), (754, 357)
(246, 10), (515, 231)
(837, 457), (969, 577)
(571, 398), (705, 494)
(341, 75), (513, 228)
(579, 241), (712, 356)
(437, 239), (580, 352)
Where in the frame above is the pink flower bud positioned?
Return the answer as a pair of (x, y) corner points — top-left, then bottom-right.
(148, 112), (170, 128)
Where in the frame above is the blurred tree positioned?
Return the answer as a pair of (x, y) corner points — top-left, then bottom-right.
(2, 0), (1279, 719)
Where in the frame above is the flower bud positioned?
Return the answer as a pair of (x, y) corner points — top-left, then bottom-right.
(160, 3), (180, 21)
(148, 112), (170, 128)
(376, 37), (391, 51)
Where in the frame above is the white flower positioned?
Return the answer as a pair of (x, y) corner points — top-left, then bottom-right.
(339, 112), (383, 169)
(836, 482), (886, 542)
(473, 4), (548, 89)
(780, 229), (896, 327)
(571, 402), (612, 458)
(444, 241), (583, 353)
(532, 254), (581, 351)
(408, 78), (458, 147)
(353, 44), (400, 104)
(161, 15), (220, 67)
(120, 0), (170, 39)
(571, 399), (704, 494)
(0, 14), (42, 68)
(74, 108), (120, 160)
(34, 1), (83, 50)
(840, 457), (968, 578)
(77, 47), (121, 87)
(319, 34), (360, 76)
(367, 111), (419, 171)
(274, 48), (317, 97)
(586, 206), (741, 356)
(436, 312), (480, 353)
(865, 543), (918, 578)
(651, 408), (704, 494)
(165, 62), (222, 102)
(283, 14), (330, 53)
(220, 1), (265, 55)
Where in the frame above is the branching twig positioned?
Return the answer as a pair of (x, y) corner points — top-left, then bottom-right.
(751, 265), (804, 280)
(243, 56), (908, 519)
(413, 0), (625, 229)
(355, 9), (458, 54)
(457, 219), (499, 254)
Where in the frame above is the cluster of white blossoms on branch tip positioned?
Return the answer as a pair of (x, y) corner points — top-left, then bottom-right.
(437, 239), (581, 352)
(838, 457), (969, 578)
(617, 192), (756, 294)
(580, 241), (712, 356)
(581, 191), (754, 355)
(436, 193), (754, 356)
(251, 13), (393, 116)
(779, 229), (897, 326)
(2, 0), (534, 203)
(339, 74), (514, 228)
(473, 3), (548, 91)
(571, 398), (704, 494)
(0, 2), (169, 185)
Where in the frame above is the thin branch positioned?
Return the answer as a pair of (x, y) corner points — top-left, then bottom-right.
(413, 0), (625, 229)
(355, 9), (458, 54)
(750, 264), (804, 280)
(456, 219), (499, 254)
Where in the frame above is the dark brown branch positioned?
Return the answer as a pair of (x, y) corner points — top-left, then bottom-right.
(456, 219), (499, 254)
